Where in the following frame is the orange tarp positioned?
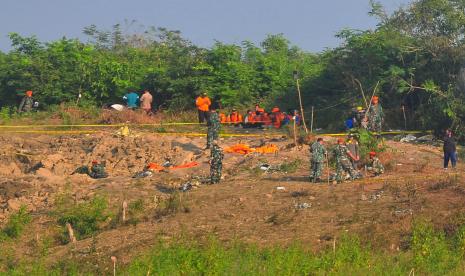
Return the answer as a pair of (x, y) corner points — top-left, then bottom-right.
(225, 144), (279, 155)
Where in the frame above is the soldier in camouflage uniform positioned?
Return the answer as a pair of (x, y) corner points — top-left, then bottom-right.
(18, 90), (34, 113)
(310, 138), (327, 182)
(210, 140), (224, 184)
(366, 96), (384, 133)
(368, 152), (384, 176)
(334, 138), (360, 183)
(89, 160), (108, 179)
(206, 106), (221, 149)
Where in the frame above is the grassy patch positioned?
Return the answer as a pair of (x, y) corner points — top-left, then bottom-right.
(0, 206), (31, 240)
(54, 195), (112, 243)
(154, 192), (190, 219)
(279, 159), (302, 173)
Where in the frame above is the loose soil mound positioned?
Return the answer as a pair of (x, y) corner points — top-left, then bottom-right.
(0, 132), (464, 270)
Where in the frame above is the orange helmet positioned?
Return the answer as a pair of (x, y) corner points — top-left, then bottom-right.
(369, 151), (376, 157)
(337, 138), (345, 144)
(26, 90), (33, 97)
(372, 96), (379, 103)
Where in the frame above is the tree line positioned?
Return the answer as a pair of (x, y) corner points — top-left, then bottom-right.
(1, 0), (465, 136)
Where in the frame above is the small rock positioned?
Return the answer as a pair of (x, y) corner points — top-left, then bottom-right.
(7, 199), (21, 211)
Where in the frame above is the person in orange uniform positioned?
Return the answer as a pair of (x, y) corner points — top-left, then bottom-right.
(261, 112), (273, 128)
(227, 108), (243, 126)
(219, 112), (227, 124)
(195, 92), (211, 123)
(270, 107), (285, 128)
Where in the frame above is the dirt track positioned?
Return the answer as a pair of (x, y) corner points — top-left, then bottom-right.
(1, 131), (465, 268)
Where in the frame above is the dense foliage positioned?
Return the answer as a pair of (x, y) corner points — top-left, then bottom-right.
(1, 0), (465, 135)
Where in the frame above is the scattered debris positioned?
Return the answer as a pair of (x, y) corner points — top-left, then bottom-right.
(369, 190), (384, 202)
(295, 202), (311, 209)
(179, 182), (193, 192)
(393, 208), (413, 216)
(133, 170), (153, 178)
(276, 186), (286, 191)
(400, 134), (417, 143)
(291, 190), (309, 198)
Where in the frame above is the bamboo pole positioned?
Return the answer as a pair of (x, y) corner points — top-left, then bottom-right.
(293, 118), (298, 146)
(402, 105), (407, 130)
(296, 78), (309, 133)
(310, 106), (314, 133)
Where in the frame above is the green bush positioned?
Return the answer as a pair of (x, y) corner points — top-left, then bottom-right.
(1, 206), (31, 239)
(411, 220), (459, 273)
(55, 196), (112, 243)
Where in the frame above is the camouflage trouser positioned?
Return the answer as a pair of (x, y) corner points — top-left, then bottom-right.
(210, 162), (222, 184)
(207, 128), (219, 148)
(310, 161), (324, 181)
(369, 119), (382, 133)
(336, 158), (357, 183)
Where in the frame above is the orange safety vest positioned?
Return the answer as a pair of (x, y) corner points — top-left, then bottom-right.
(195, 96), (211, 112)
(228, 112), (243, 123)
(219, 113), (227, 123)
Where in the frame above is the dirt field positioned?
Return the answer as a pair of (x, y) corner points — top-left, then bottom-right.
(1, 130), (464, 269)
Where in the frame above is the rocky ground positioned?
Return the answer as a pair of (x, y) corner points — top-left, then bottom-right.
(0, 130), (464, 270)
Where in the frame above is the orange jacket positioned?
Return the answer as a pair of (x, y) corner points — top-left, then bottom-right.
(195, 96), (211, 111)
(261, 114), (272, 126)
(246, 112), (256, 123)
(228, 112), (243, 123)
(219, 113), (227, 123)
(271, 112), (285, 128)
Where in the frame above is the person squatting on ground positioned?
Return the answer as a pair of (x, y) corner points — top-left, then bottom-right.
(72, 160), (108, 179)
(210, 140), (224, 184)
(196, 92), (211, 123)
(368, 151), (384, 176)
(443, 129), (457, 170)
(206, 105), (221, 149)
(366, 96), (384, 133)
(310, 138), (327, 183)
(18, 90), (34, 113)
(334, 138), (360, 183)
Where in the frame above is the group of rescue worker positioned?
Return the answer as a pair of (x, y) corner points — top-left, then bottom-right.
(196, 92), (302, 129)
(345, 96), (384, 133)
(309, 136), (384, 184)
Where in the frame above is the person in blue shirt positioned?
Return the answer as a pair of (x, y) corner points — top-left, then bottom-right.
(123, 91), (140, 109)
(345, 116), (355, 130)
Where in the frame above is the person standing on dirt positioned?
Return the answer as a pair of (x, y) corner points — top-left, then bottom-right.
(334, 138), (360, 183)
(196, 92), (211, 123)
(310, 138), (327, 183)
(140, 90), (153, 115)
(18, 90), (34, 113)
(366, 96), (384, 133)
(206, 104), (221, 149)
(346, 134), (360, 169)
(123, 91), (140, 109)
(210, 140), (224, 184)
(443, 129), (457, 170)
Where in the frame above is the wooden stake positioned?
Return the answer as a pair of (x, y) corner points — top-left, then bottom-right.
(66, 223), (77, 243)
(326, 153), (330, 186)
(122, 201), (128, 222)
(111, 256), (117, 276)
(402, 105), (407, 130)
(310, 106), (314, 133)
(296, 78), (309, 133)
(293, 118), (298, 147)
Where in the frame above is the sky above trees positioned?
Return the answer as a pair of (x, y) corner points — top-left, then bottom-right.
(1, 0), (411, 52)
